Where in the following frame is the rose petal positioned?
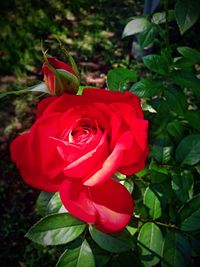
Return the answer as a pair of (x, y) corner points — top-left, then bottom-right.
(90, 179), (134, 233)
(83, 89), (143, 118)
(28, 113), (65, 179)
(63, 132), (109, 178)
(59, 179), (97, 223)
(10, 133), (59, 192)
(83, 131), (133, 187)
(59, 179), (134, 233)
(36, 96), (57, 118)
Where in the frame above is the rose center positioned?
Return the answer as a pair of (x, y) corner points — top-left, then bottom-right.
(68, 119), (97, 144)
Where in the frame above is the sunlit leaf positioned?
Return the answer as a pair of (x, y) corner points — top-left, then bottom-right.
(138, 222), (163, 267)
(122, 17), (150, 38)
(144, 187), (162, 219)
(26, 213), (86, 245)
(56, 240), (95, 267)
(106, 67), (137, 91)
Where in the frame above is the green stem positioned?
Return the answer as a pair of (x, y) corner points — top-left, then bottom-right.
(155, 221), (177, 229)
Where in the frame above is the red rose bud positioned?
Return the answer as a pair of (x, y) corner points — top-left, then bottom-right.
(42, 57), (79, 96)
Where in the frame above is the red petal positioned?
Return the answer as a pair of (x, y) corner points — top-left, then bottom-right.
(36, 96), (57, 118)
(63, 132), (109, 178)
(83, 89), (143, 118)
(28, 113), (65, 180)
(90, 179), (134, 233)
(10, 133), (59, 192)
(59, 179), (97, 223)
(59, 179), (134, 233)
(83, 131), (133, 187)
(43, 57), (76, 76)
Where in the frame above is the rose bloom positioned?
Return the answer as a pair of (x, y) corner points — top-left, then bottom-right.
(10, 89), (148, 233)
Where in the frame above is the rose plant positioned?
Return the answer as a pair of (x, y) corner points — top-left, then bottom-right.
(9, 53), (149, 266)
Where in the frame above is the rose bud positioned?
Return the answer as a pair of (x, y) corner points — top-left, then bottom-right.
(42, 57), (79, 95)
(10, 89), (148, 233)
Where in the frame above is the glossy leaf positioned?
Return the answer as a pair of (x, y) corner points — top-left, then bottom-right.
(164, 89), (187, 116)
(167, 120), (185, 142)
(130, 78), (164, 98)
(56, 240), (95, 267)
(138, 23), (157, 49)
(106, 67), (137, 91)
(171, 170), (194, 203)
(143, 54), (169, 75)
(152, 10), (175, 24)
(175, 0), (200, 34)
(170, 70), (200, 98)
(175, 134), (200, 165)
(46, 192), (65, 214)
(138, 222), (163, 267)
(89, 226), (133, 253)
(122, 17), (150, 38)
(26, 213), (86, 245)
(184, 110), (200, 131)
(144, 187), (162, 219)
(162, 231), (191, 267)
(178, 194), (200, 231)
(36, 191), (54, 216)
(177, 46), (200, 63)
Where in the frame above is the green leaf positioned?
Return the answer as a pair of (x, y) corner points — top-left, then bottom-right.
(138, 23), (157, 49)
(46, 192), (64, 214)
(178, 194), (200, 231)
(152, 10), (175, 24)
(170, 70), (200, 98)
(164, 89), (187, 116)
(130, 78), (164, 98)
(153, 135), (173, 164)
(122, 17), (150, 38)
(143, 54), (169, 75)
(26, 213), (86, 245)
(184, 110), (200, 131)
(177, 46), (200, 63)
(138, 222), (163, 267)
(162, 231), (191, 267)
(89, 226), (133, 253)
(175, 134), (200, 165)
(167, 120), (185, 142)
(36, 191), (54, 216)
(171, 170), (194, 203)
(175, 0), (200, 34)
(149, 163), (168, 183)
(56, 240), (95, 267)
(144, 187), (162, 219)
(106, 67), (137, 91)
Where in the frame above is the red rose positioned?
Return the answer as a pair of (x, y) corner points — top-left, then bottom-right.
(42, 57), (79, 95)
(10, 89), (148, 233)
